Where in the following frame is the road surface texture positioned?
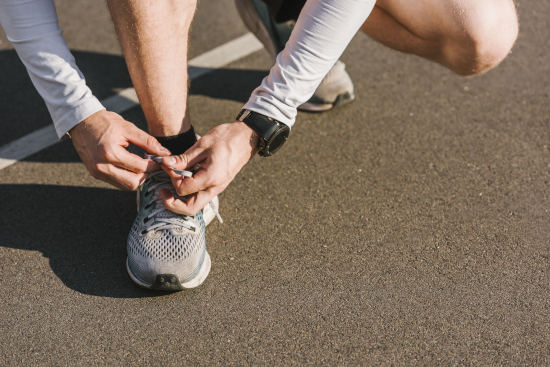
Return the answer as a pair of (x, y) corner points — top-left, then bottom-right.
(0, 0), (548, 365)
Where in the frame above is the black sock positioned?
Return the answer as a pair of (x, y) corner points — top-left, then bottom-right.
(270, 0), (305, 22)
(155, 126), (197, 155)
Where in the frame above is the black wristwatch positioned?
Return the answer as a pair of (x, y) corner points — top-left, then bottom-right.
(236, 109), (290, 157)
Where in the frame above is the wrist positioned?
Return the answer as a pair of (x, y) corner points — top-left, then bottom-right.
(67, 119), (85, 140)
(235, 109), (289, 157)
(232, 121), (260, 154)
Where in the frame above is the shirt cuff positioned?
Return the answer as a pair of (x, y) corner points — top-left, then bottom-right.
(243, 92), (296, 129)
(53, 96), (105, 138)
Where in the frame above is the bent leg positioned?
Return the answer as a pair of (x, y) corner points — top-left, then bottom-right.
(362, 0), (518, 75)
(107, 0), (196, 136)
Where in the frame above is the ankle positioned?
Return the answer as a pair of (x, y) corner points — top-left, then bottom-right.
(155, 125), (197, 155)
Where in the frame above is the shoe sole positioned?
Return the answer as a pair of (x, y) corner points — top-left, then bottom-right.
(126, 251), (211, 291)
(299, 91), (356, 112)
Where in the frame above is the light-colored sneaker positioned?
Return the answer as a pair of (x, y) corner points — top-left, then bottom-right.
(235, 0), (355, 112)
(126, 171), (221, 291)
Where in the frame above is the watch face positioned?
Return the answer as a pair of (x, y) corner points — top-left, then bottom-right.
(265, 127), (289, 155)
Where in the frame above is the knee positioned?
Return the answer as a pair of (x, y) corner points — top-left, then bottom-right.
(447, 1), (518, 76)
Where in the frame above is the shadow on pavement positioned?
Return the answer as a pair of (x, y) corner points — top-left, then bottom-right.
(189, 67), (268, 103)
(0, 50), (132, 147)
(0, 49), (132, 104)
(1, 46), (268, 159)
(0, 183), (166, 298)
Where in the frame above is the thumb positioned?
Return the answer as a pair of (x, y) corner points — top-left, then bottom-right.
(162, 144), (206, 170)
(125, 124), (171, 156)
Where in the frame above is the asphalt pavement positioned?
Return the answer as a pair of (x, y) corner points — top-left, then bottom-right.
(1, 0), (549, 365)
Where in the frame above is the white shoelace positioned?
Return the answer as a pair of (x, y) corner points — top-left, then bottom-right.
(141, 172), (222, 234)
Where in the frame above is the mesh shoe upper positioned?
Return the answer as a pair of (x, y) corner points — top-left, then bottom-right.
(126, 171), (207, 286)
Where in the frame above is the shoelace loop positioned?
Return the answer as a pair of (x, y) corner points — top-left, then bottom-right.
(139, 171), (223, 234)
(141, 172), (197, 234)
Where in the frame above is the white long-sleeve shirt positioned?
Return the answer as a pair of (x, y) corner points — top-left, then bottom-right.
(0, 0), (375, 138)
(244, 0), (376, 127)
(0, 0), (104, 138)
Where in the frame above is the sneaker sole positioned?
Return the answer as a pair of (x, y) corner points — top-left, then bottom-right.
(126, 251), (211, 291)
(299, 91), (356, 112)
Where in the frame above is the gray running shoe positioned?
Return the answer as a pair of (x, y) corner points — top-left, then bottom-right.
(235, 0), (355, 111)
(126, 171), (221, 291)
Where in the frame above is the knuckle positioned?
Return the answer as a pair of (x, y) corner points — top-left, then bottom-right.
(90, 165), (111, 181)
(209, 176), (222, 187)
(178, 154), (189, 168)
(104, 150), (118, 163)
(175, 187), (187, 197)
(98, 163), (113, 176)
(97, 144), (115, 162)
(96, 144), (107, 157)
(145, 135), (157, 148)
(197, 137), (211, 148)
(107, 111), (119, 120)
(186, 204), (200, 216)
(121, 121), (134, 131)
(127, 180), (140, 191)
(210, 173), (228, 188)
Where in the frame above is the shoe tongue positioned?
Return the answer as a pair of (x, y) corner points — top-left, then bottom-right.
(149, 170), (171, 183)
(154, 203), (178, 219)
(146, 173), (180, 219)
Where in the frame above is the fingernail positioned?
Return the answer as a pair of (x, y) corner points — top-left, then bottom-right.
(159, 146), (171, 155)
(164, 156), (176, 165)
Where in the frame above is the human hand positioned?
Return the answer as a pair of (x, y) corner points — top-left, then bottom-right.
(159, 122), (258, 215)
(70, 110), (171, 190)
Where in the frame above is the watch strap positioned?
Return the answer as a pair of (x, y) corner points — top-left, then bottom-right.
(236, 109), (280, 141)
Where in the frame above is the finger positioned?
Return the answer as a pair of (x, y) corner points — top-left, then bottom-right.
(170, 168), (212, 197)
(161, 144), (207, 170)
(159, 187), (217, 216)
(124, 124), (171, 156)
(110, 147), (159, 173)
(160, 164), (187, 185)
(95, 163), (146, 191)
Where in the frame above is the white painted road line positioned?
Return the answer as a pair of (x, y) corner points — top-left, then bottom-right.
(0, 32), (263, 171)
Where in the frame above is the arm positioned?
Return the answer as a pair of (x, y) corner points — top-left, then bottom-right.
(161, 0), (375, 215)
(0, 0), (103, 137)
(0, 0), (169, 190)
(244, 0), (376, 127)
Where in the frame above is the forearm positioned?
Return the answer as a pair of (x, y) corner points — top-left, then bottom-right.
(244, 0), (376, 127)
(107, 0), (197, 137)
(0, 0), (104, 138)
